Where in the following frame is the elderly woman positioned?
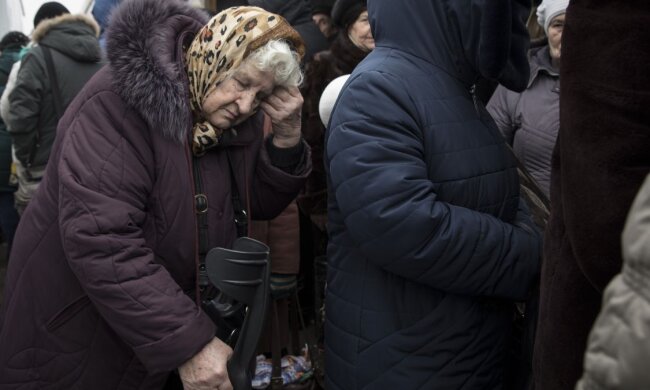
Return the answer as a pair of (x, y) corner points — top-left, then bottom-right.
(0, 0), (310, 389)
(487, 0), (567, 197)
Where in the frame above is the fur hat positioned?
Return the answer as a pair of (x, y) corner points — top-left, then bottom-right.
(33, 2), (69, 28)
(319, 74), (350, 126)
(0, 31), (29, 51)
(331, 0), (366, 29)
(537, 0), (569, 35)
(311, 0), (335, 16)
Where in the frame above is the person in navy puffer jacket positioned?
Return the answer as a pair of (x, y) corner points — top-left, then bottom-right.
(324, 0), (542, 388)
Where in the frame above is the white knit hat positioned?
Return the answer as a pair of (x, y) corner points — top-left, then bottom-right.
(537, 0), (569, 35)
(319, 74), (351, 127)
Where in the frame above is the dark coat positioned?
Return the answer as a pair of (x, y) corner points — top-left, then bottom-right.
(0, 0), (310, 388)
(6, 14), (103, 171)
(324, 0), (540, 389)
(533, 1), (650, 388)
(298, 32), (367, 220)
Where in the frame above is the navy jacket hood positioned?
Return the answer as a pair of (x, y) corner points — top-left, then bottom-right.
(369, 0), (531, 92)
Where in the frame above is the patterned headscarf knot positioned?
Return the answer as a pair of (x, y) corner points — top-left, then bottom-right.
(185, 6), (305, 156)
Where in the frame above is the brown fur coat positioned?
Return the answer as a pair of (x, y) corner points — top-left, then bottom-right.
(533, 1), (650, 388)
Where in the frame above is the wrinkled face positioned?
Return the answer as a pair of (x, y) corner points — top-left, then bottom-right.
(547, 14), (565, 64)
(201, 61), (275, 129)
(348, 11), (375, 52)
(313, 13), (334, 38)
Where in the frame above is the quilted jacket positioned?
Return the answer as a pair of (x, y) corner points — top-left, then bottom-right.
(487, 45), (560, 198)
(0, 0), (310, 388)
(576, 174), (650, 390)
(324, 0), (541, 388)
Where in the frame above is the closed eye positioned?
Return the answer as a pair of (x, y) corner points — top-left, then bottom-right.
(233, 77), (248, 91)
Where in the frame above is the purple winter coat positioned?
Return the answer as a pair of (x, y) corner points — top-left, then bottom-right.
(0, 0), (310, 388)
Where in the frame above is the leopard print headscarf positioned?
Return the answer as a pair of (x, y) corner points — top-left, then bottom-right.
(185, 6), (305, 156)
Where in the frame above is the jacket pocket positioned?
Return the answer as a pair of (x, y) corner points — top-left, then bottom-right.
(46, 295), (91, 332)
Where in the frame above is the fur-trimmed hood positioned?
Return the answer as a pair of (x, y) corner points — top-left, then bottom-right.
(106, 0), (208, 141)
(32, 14), (101, 42)
(33, 14), (102, 62)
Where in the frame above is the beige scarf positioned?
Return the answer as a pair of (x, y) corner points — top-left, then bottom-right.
(185, 6), (305, 155)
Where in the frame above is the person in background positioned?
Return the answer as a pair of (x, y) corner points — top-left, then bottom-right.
(0, 0), (311, 388)
(488, 0), (568, 198)
(324, 0), (541, 388)
(6, 2), (103, 215)
(311, 0), (337, 42)
(299, 0), (372, 237)
(0, 32), (28, 86)
(0, 32), (28, 258)
(249, 0), (329, 64)
(297, 0), (372, 340)
(0, 48), (31, 129)
(576, 173), (650, 390)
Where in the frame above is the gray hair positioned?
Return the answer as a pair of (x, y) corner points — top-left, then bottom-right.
(246, 40), (303, 87)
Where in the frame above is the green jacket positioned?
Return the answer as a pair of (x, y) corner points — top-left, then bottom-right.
(7, 14), (103, 172)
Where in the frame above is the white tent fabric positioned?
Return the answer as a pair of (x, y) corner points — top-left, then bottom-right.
(0, 0), (25, 39)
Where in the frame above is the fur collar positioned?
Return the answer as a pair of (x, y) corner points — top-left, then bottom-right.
(32, 14), (100, 43)
(329, 32), (369, 75)
(106, 0), (208, 141)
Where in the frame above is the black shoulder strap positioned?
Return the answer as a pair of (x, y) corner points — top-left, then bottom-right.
(41, 45), (64, 119)
(193, 149), (250, 297)
(226, 150), (248, 238)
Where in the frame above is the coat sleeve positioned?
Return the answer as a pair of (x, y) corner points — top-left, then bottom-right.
(249, 137), (311, 220)
(576, 176), (650, 390)
(57, 90), (215, 374)
(326, 72), (540, 300)
(486, 84), (519, 145)
(6, 52), (43, 165)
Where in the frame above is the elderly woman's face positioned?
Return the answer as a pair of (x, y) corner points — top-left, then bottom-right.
(348, 11), (375, 52)
(548, 13), (565, 64)
(201, 61), (275, 129)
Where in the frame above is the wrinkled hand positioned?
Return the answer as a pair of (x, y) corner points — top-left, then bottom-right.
(178, 337), (233, 390)
(260, 86), (303, 148)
